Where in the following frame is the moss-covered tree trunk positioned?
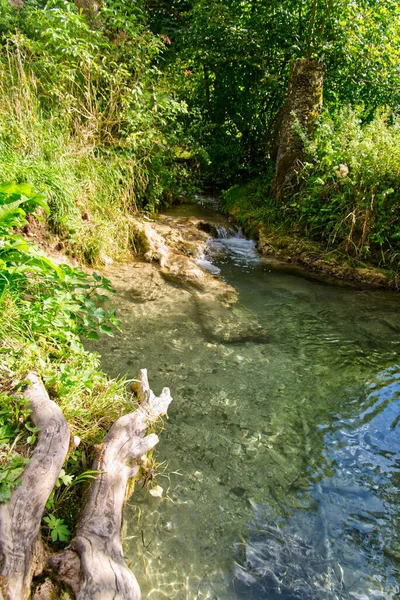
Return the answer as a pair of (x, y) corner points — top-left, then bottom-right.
(271, 58), (325, 201)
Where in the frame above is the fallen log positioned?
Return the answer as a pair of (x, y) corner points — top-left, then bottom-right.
(0, 373), (70, 600)
(48, 368), (172, 600)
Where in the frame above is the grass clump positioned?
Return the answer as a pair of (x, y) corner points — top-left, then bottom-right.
(222, 173), (279, 235)
(292, 107), (400, 269)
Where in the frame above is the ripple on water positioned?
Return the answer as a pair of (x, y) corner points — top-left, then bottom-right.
(91, 218), (400, 599)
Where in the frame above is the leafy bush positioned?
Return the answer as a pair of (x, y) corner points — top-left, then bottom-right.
(0, 183), (130, 534)
(286, 107), (400, 268)
(0, 182), (119, 338)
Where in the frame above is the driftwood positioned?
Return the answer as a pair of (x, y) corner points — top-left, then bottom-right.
(0, 374), (70, 600)
(50, 368), (172, 600)
(0, 369), (171, 600)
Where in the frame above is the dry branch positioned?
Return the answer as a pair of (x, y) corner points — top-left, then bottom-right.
(0, 373), (70, 600)
(50, 368), (172, 600)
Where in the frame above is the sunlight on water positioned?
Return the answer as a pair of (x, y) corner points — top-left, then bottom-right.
(94, 204), (400, 599)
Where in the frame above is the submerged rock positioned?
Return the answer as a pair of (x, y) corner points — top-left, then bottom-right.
(129, 214), (268, 344)
(233, 522), (347, 600)
(194, 292), (268, 344)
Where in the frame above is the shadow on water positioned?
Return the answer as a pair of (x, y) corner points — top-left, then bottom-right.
(90, 202), (400, 599)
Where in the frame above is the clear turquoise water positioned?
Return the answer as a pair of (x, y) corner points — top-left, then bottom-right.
(95, 207), (400, 599)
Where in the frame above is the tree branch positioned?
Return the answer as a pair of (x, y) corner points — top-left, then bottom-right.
(49, 369), (172, 600)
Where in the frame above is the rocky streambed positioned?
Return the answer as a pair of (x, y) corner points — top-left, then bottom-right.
(90, 201), (400, 600)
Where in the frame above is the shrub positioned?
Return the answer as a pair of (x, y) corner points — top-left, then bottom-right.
(0, 1), (189, 260)
(0, 182), (128, 531)
(287, 107), (400, 268)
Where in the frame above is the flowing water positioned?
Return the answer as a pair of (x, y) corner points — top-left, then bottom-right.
(95, 202), (400, 599)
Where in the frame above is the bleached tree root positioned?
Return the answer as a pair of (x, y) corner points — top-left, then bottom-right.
(0, 370), (171, 600)
(48, 368), (172, 600)
(0, 374), (70, 600)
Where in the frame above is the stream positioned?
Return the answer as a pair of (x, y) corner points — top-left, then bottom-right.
(94, 200), (400, 599)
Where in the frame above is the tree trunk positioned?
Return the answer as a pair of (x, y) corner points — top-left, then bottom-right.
(271, 58), (325, 202)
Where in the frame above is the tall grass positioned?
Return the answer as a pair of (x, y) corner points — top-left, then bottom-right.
(291, 107), (400, 268)
(224, 107), (400, 272)
(0, 4), (187, 263)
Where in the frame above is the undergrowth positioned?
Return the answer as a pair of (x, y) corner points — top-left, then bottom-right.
(0, 182), (135, 545)
(0, 1), (178, 550)
(224, 107), (400, 273)
(0, 0), (192, 265)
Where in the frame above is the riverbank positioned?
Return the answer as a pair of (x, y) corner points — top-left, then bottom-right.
(0, 186), (176, 599)
(0, 196), (267, 598)
(222, 182), (400, 291)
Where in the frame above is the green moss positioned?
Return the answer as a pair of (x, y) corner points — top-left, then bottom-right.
(222, 178), (399, 287)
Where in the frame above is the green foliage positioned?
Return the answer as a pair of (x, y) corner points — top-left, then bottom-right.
(46, 465), (100, 513)
(0, 182), (56, 287)
(289, 107), (400, 267)
(44, 463), (100, 540)
(0, 0), (190, 260)
(0, 183), (120, 340)
(148, 0), (400, 186)
(0, 452), (29, 502)
(222, 169), (277, 229)
(0, 184), (132, 544)
(0, 392), (31, 501)
(43, 514), (71, 543)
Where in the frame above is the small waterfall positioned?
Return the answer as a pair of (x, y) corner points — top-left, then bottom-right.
(215, 225), (234, 239)
(195, 255), (221, 276)
(196, 224), (261, 274)
(211, 228), (261, 267)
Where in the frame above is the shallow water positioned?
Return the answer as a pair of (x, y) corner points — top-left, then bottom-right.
(94, 205), (400, 599)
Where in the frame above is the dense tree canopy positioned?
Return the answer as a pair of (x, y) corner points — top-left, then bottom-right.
(146, 0), (400, 183)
